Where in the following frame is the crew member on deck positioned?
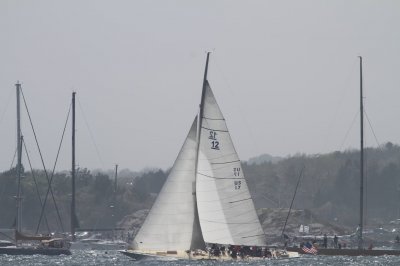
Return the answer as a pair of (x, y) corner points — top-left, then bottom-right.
(334, 235), (338, 248)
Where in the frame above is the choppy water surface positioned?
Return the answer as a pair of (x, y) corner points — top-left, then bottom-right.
(2, 250), (400, 266)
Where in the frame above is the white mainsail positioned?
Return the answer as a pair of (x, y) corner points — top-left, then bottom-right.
(196, 81), (266, 246)
(133, 117), (204, 251)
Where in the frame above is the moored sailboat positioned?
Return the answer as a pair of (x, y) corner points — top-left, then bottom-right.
(0, 82), (71, 256)
(286, 57), (400, 256)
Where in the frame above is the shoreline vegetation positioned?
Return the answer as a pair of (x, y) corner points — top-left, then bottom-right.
(1, 142), (400, 241)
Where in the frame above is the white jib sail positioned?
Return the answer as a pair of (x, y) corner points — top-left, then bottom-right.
(196, 82), (266, 246)
(133, 116), (203, 251)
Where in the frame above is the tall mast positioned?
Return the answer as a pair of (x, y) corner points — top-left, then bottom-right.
(195, 52), (210, 187)
(198, 52), (210, 135)
(358, 56), (364, 250)
(15, 82), (23, 236)
(191, 52), (210, 249)
(71, 91), (76, 241)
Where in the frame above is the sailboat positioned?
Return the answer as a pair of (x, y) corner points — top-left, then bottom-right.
(0, 82), (71, 256)
(121, 54), (299, 260)
(286, 57), (400, 256)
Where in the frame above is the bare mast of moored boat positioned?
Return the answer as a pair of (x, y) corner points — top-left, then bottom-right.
(358, 56), (364, 250)
(15, 82), (23, 244)
(71, 92), (77, 241)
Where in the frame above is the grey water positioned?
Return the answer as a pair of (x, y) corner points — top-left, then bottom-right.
(2, 250), (400, 266)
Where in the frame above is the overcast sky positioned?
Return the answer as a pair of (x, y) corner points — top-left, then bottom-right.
(1, 1), (399, 172)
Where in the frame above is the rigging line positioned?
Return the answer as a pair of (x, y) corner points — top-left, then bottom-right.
(22, 139), (51, 233)
(228, 208), (260, 221)
(9, 147), (17, 170)
(364, 137), (368, 227)
(0, 232), (14, 242)
(77, 98), (105, 168)
(213, 53), (259, 157)
(214, 53), (256, 137)
(281, 165), (305, 238)
(260, 194), (279, 208)
(339, 110), (360, 151)
(0, 87), (13, 127)
(364, 110), (382, 150)
(20, 88), (65, 232)
(93, 172), (119, 232)
(322, 59), (358, 152)
(252, 165), (280, 207)
(35, 102), (71, 234)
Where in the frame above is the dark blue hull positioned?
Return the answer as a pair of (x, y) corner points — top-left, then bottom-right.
(120, 250), (151, 260)
(0, 247), (71, 256)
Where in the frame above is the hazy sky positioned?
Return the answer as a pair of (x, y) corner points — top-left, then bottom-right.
(1, 1), (400, 172)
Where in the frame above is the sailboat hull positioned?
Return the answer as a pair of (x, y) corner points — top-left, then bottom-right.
(287, 247), (400, 256)
(120, 249), (299, 260)
(120, 250), (192, 260)
(120, 250), (150, 260)
(0, 246), (71, 255)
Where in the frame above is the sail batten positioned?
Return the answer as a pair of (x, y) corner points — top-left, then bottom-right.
(201, 126), (229, 132)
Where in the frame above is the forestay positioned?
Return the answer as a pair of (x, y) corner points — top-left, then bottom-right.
(133, 117), (204, 251)
(196, 82), (266, 246)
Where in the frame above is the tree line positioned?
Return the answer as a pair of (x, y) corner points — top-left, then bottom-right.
(1, 142), (399, 234)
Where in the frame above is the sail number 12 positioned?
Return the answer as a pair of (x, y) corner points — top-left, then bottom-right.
(209, 130), (220, 150)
